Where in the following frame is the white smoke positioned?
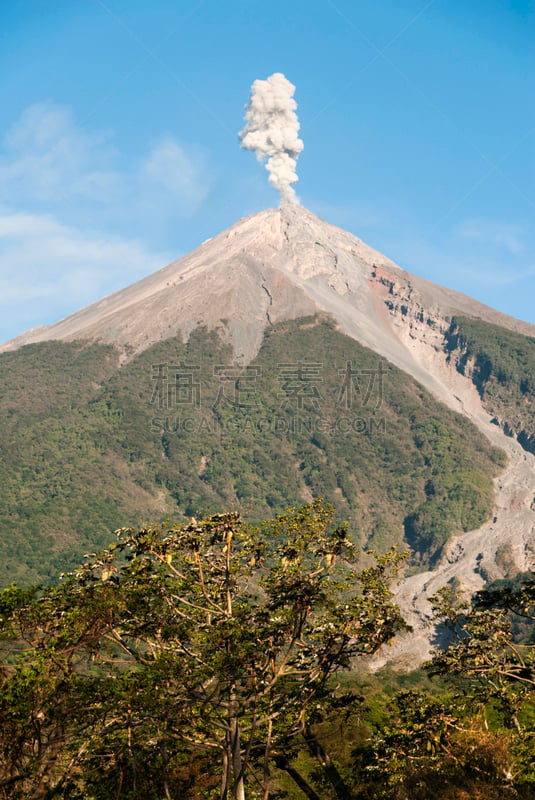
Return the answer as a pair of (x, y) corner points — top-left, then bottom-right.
(240, 73), (304, 206)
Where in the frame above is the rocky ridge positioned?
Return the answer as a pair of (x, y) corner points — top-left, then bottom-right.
(367, 260), (535, 666)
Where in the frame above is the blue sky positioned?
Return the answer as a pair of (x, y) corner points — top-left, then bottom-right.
(0, 0), (533, 343)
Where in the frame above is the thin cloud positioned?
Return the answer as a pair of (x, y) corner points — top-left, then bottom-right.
(0, 210), (173, 292)
(455, 218), (527, 256)
(0, 102), (210, 341)
(373, 217), (535, 298)
(0, 101), (118, 205)
(450, 263), (535, 287)
(0, 211), (65, 238)
(0, 209), (174, 340)
(0, 101), (211, 217)
(141, 135), (209, 215)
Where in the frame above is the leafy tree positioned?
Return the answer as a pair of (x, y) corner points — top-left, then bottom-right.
(354, 689), (519, 800)
(344, 578), (535, 799)
(0, 501), (408, 800)
(428, 581), (535, 729)
(420, 579), (535, 794)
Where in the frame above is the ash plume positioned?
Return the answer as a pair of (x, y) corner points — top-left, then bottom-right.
(240, 73), (304, 206)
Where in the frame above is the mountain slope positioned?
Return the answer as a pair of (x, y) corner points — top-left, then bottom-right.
(3, 205), (532, 446)
(3, 206), (532, 363)
(1, 205), (534, 664)
(0, 318), (505, 587)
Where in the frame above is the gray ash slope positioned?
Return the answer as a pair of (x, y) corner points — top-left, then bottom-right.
(3, 205), (531, 368)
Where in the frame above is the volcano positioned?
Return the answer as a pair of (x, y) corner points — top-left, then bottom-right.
(3, 205), (531, 369)
(1, 205), (534, 664)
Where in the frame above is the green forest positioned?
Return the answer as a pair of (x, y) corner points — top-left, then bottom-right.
(0, 316), (506, 585)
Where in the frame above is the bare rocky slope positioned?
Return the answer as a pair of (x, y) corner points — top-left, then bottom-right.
(3, 205), (534, 664)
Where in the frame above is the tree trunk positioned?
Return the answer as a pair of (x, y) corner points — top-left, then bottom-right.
(230, 697), (245, 800)
(161, 738), (172, 800)
(273, 755), (322, 800)
(220, 744), (230, 800)
(262, 718), (272, 800)
(302, 724), (352, 800)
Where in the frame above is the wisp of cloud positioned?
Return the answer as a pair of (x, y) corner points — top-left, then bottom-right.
(240, 73), (304, 206)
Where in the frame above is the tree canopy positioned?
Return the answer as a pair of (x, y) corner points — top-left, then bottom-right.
(0, 501), (408, 800)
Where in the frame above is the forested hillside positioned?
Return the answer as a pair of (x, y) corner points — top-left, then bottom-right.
(0, 316), (506, 585)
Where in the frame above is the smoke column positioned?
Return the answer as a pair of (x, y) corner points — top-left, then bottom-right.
(240, 73), (304, 206)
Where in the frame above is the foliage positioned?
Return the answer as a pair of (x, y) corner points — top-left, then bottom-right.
(421, 576), (535, 793)
(428, 579), (535, 719)
(354, 689), (521, 799)
(0, 317), (505, 585)
(272, 665), (535, 800)
(0, 341), (161, 585)
(337, 576), (535, 799)
(0, 501), (408, 799)
(4, 550), (535, 798)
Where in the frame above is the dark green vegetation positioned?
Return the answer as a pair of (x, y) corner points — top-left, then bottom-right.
(447, 316), (535, 453)
(0, 341), (167, 584)
(1, 505), (535, 800)
(0, 316), (506, 585)
(0, 503), (408, 800)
